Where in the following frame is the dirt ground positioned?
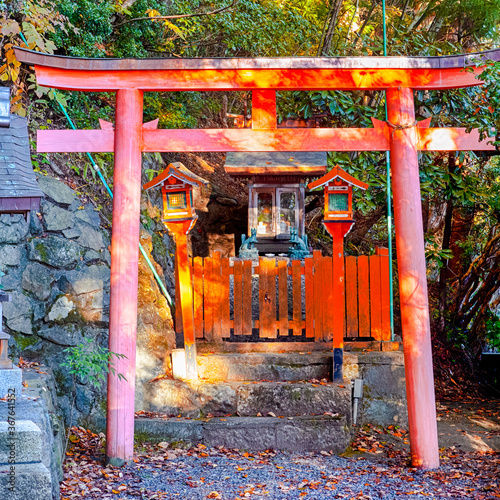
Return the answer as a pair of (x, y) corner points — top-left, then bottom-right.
(350, 398), (500, 458)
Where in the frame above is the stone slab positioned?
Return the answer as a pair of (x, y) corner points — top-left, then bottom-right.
(134, 415), (350, 453)
(0, 461), (52, 500)
(0, 367), (22, 399)
(0, 420), (42, 464)
(235, 382), (351, 424)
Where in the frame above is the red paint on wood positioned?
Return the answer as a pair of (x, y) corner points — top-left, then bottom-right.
(387, 86), (439, 469)
(369, 255), (382, 340)
(313, 250), (323, 342)
(304, 257), (314, 339)
(31, 65), (484, 93)
(345, 256), (358, 338)
(242, 260), (253, 335)
(259, 258), (277, 338)
(278, 259), (288, 336)
(106, 89), (143, 466)
(357, 256), (370, 338)
(292, 260), (302, 336)
(322, 256), (334, 342)
(252, 90), (277, 129)
(174, 254), (182, 334)
(203, 257), (214, 341)
(233, 260), (243, 336)
(221, 258), (230, 337)
(378, 249), (391, 341)
(212, 251), (222, 341)
(193, 257), (204, 339)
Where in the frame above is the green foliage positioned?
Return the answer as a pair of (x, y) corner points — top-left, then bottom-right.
(485, 312), (500, 350)
(61, 338), (127, 390)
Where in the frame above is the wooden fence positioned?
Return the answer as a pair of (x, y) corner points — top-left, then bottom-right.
(175, 248), (391, 343)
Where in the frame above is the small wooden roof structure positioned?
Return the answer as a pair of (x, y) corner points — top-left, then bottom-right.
(0, 88), (43, 213)
(143, 162), (208, 191)
(308, 165), (369, 191)
(225, 151), (327, 176)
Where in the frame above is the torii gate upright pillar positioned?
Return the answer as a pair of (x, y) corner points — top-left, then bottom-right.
(106, 89), (143, 466)
(386, 87), (439, 469)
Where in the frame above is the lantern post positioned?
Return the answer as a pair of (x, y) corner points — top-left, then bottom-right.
(308, 167), (368, 381)
(143, 164), (207, 381)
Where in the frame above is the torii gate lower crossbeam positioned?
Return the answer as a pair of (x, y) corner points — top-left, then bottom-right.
(14, 47), (499, 470)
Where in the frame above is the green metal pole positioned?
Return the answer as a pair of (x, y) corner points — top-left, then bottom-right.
(382, 0), (395, 340)
(19, 33), (172, 306)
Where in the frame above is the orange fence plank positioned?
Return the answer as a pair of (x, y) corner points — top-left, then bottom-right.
(345, 256), (358, 338)
(304, 257), (314, 338)
(212, 251), (222, 341)
(193, 257), (204, 339)
(221, 258), (231, 337)
(242, 260), (253, 335)
(313, 250), (323, 341)
(259, 258), (277, 338)
(379, 251), (391, 341)
(292, 260), (302, 336)
(357, 255), (370, 338)
(369, 255), (382, 340)
(322, 256), (334, 342)
(203, 257), (213, 340)
(278, 259), (288, 336)
(233, 260), (243, 336)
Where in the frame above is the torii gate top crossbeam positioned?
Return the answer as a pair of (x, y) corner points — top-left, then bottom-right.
(14, 47), (500, 91)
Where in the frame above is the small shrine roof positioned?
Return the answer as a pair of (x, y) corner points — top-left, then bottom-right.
(0, 110), (44, 212)
(308, 165), (369, 190)
(224, 152), (327, 176)
(143, 162), (208, 191)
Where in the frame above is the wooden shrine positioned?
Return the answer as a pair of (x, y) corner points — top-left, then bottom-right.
(225, 151), (326, 254)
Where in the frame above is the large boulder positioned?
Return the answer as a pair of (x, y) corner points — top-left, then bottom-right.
(0, 244), (22, 266)
(45, 296), (76, 323)
(36, 175), (76, 207)
(37, 325), (84, 347)
(40, 200), (75, 232)
(28, 236), (83, 269)
(0, 214), (29, 244)
(22, 262), (57, 301)
(3, 291), (33, 334)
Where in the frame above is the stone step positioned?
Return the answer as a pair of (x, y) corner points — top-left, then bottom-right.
(134, 414), (350, 453)
(143, 380), (351, 425)
(0, 462), (52, 500)
(0, 420), (42, 465)
(196, 352), (333, 382)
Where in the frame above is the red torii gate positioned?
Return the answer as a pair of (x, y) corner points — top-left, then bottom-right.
(15, 47), (499, 470)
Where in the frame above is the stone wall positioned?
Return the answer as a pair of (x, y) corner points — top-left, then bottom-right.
(1, 173), (176, 425)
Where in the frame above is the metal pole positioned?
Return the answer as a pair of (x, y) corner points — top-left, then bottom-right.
(386, 87), (439, 469)
(106, 88), (143, 466)
(382, 0), (395, 340)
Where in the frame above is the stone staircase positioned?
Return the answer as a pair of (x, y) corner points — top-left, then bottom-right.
(136, 350), (408, 453)
(137, 352), (349, 452)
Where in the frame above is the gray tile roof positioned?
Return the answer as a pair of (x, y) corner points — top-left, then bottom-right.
(225, 151), (327, 170)
(0, 115), (44, 201)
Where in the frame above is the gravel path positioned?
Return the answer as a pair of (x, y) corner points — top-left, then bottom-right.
(61, 400), (500, 499)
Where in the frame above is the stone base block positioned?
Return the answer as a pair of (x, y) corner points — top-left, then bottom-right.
(0, 420), (42, 464)
(0, 367), (22, 399)
(0, 463), (52, 500)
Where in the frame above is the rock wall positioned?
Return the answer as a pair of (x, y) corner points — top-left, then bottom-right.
(1, 173), (176, 425)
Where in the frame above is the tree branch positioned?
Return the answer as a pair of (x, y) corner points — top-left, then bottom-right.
(115, 0), (238, 28)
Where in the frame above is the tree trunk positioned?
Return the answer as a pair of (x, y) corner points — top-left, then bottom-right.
(319, 0), (344, 56)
